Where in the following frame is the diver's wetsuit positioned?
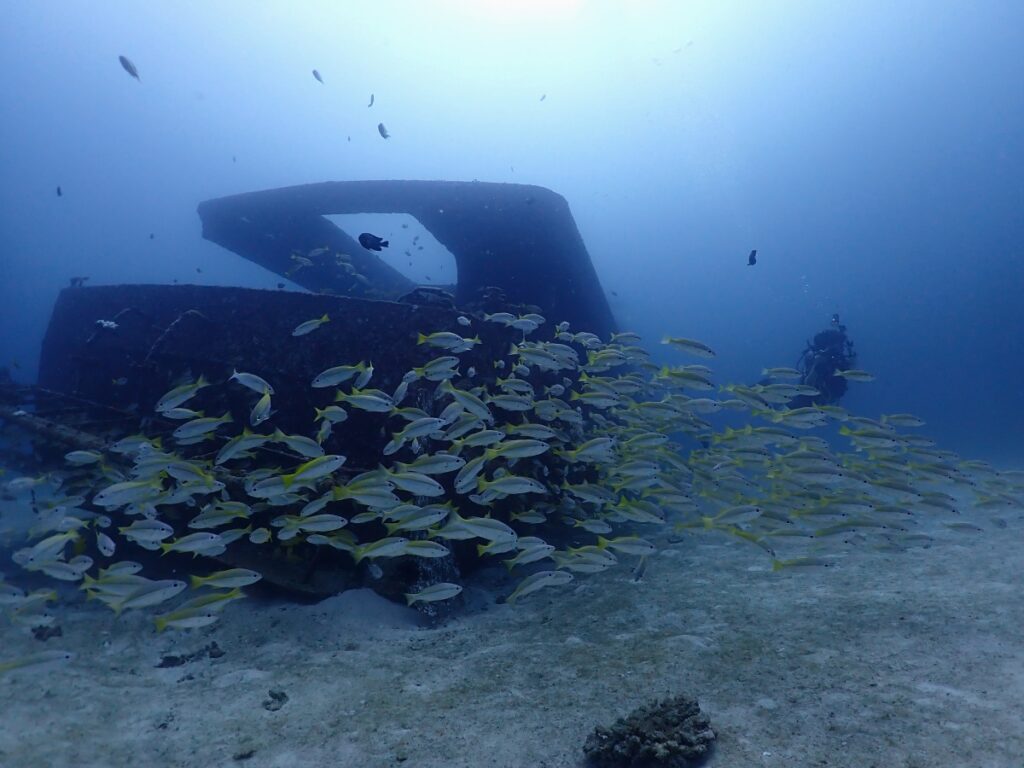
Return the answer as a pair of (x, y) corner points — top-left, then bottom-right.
(792, 325), (856, 407)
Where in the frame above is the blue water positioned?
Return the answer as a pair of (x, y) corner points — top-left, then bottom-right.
(1, 0), (1022, 462)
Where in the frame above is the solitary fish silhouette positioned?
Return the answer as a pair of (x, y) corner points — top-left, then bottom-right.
(118, 55), (140, 80)
(359, 233), (388, 251)
(747, 249), (757, 266)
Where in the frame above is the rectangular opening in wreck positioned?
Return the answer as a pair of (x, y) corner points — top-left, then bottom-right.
(325, 213), (457, 290)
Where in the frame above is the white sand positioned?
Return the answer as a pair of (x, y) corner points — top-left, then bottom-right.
(2, 518), (1022, 768)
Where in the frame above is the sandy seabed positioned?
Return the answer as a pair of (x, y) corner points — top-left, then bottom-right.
(2, 515), (1022, 768)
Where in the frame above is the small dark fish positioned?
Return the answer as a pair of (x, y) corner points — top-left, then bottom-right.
(56, 186), (62, 197)
(358, 233), (388, 251)
(118, 55), (140, 80)
(312, 69), (323, 84)
(149, 233), (155, 239)
(196, 267), (202, 273)
(747, 249), (757, 266)
(276, 282), (285, 289)
(69, 276), (89, 288)
(631, 555), (648, 583)
(368, 93), (374, 107)
(232, 155), (236, 162)
(539, 94), (546, 101)
(611, 290), (619, 297)
(377, 122), (389, 139)
(347, 136), (351, 142)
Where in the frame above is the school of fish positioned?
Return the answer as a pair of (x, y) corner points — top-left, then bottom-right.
(2, 312), (1021, 671)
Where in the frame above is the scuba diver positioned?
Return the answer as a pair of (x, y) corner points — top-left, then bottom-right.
(792, 314), (856, 407)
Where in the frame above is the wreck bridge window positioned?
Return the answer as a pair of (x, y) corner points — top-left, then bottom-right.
(325, 213), (458, 288)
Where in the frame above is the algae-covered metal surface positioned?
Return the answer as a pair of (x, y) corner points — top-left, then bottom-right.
(38, 284), (509, 443)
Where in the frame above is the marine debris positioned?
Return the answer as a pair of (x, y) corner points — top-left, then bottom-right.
(156, 641), (224, 668)
(262, 689), (289, 712)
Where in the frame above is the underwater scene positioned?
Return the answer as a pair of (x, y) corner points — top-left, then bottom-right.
(1, 2), (1023, 766)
